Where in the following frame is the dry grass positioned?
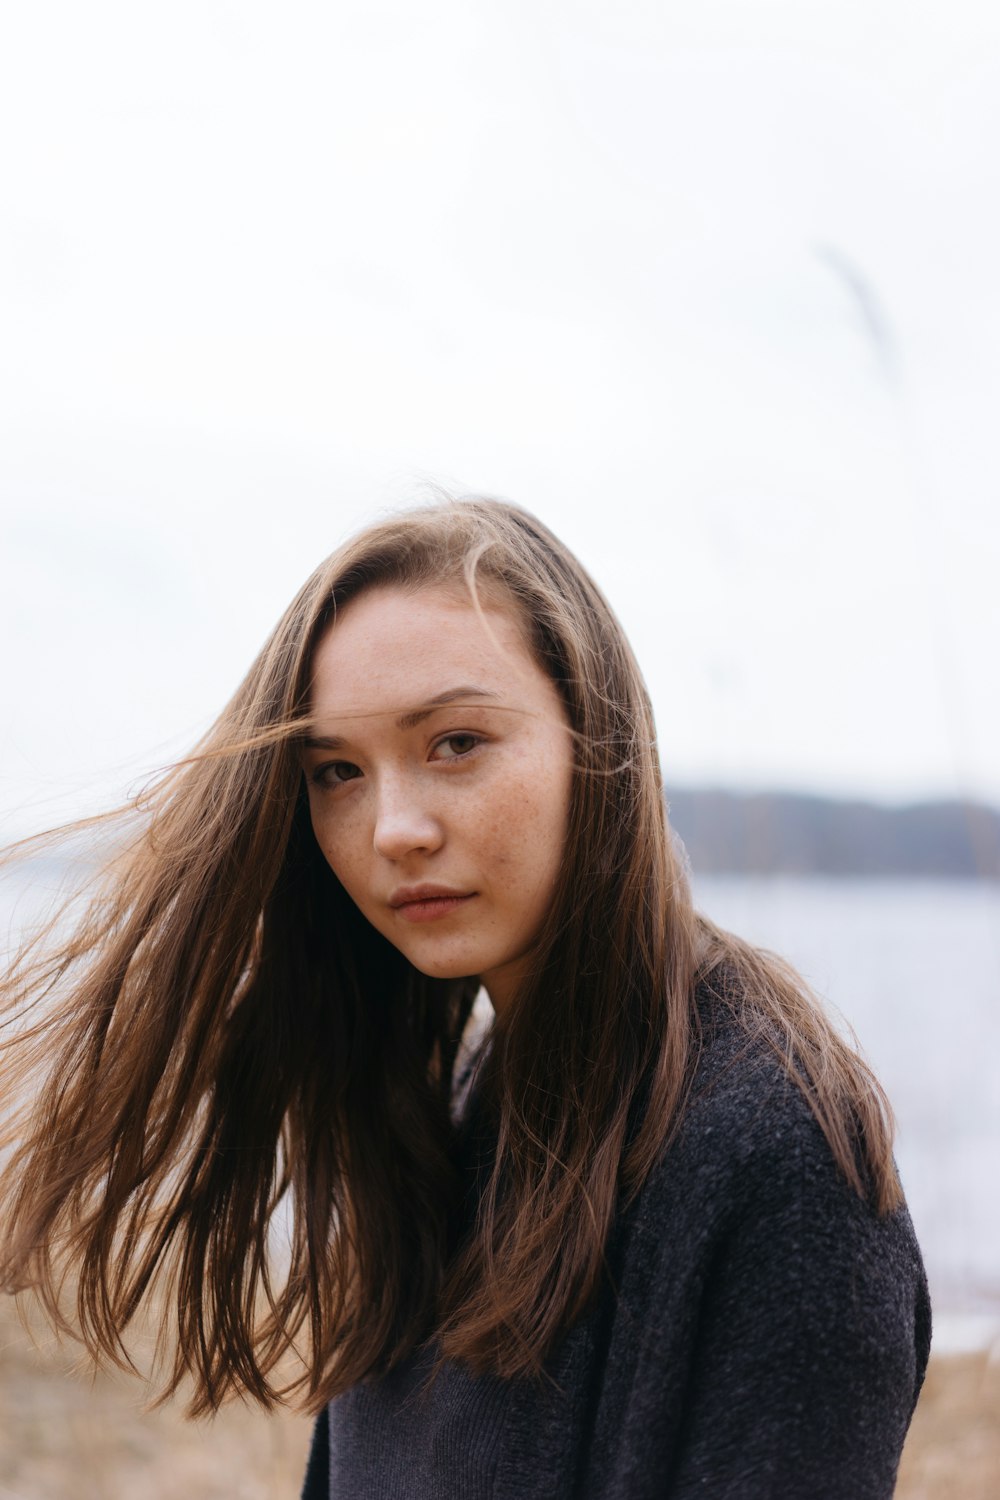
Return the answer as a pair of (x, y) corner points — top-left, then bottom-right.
(896, 1348), (1000, 1500)
(1, 1295), (997, 1497)
(0, 1297), (312, 1499)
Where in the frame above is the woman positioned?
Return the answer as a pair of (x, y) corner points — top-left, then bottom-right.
(1, 498), (929, 1497)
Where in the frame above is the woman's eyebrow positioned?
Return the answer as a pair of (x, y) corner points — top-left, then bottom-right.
(395, 685), (501, 730)
(303, 685), (501, 749)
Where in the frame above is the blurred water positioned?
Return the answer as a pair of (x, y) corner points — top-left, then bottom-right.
(3, 865), (997, 1351)
(694, 876), (1000, 1352)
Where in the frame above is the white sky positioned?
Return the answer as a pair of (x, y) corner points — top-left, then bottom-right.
(2, 0), (999, 832)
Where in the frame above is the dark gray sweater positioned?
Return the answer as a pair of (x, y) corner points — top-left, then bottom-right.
(301, 1009), (930, 1498)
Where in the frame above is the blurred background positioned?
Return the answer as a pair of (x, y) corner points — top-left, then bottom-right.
(1, 1), (998, 1494)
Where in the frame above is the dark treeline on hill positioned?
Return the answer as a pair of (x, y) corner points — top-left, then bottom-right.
(666, 789), (1000, 879)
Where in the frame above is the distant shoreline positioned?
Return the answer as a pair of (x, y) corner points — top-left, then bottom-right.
(667, 789), (1000, 879)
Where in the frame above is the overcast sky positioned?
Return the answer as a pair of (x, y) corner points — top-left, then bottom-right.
(2, 0), (998, 834)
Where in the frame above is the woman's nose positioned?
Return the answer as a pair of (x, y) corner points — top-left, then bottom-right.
(371, 778), (444, 861)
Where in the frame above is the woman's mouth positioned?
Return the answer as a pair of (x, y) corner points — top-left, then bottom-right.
(389, 888), (476, 923)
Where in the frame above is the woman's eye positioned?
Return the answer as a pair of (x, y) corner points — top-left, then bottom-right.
(315, 761), (362, 786)
(434, 734), (481, 760)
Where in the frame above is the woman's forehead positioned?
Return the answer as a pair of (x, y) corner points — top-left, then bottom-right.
(308, 582), (555, 724)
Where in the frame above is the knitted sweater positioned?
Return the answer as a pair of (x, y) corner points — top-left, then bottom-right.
(300, 1006), (931, 1499)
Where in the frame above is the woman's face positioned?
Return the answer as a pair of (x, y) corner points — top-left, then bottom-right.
(302, 583), (574, 1013)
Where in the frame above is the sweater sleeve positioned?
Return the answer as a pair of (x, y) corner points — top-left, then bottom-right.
(664, 1105), (931, 1500)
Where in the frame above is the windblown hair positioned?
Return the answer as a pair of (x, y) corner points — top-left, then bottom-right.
(0, 497), (900, 1413)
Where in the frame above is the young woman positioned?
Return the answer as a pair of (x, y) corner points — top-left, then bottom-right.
(1, 498), (929, 1498)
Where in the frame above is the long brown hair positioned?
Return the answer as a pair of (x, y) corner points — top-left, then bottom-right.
(0, 497), (900, 1414)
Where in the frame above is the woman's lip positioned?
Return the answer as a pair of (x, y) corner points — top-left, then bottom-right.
(392, 893), (475, 923)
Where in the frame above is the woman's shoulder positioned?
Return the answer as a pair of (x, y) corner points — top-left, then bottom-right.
(626, 983), (930, 1372)
(638, 982), (916, 1253)
(674, 986), (830, 1172)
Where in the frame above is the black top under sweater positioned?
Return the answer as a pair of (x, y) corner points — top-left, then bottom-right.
(300, 1004), (931, 1499)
